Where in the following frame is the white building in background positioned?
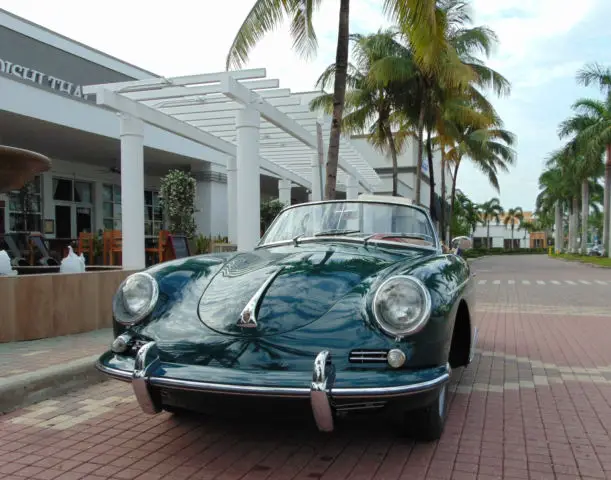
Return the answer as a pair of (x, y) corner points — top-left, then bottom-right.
(471, 211), (538, 249)
(0, 8), (451, 267)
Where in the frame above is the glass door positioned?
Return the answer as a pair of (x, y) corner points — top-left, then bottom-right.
(76, 207), (92, 235)
(52, 177), (94, 239)
(55, 204), (72, 238)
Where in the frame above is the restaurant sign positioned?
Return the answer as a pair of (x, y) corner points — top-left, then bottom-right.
(0, 56), (89, 100)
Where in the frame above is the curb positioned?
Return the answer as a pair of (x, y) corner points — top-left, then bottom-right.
(0, 355), (109, 415)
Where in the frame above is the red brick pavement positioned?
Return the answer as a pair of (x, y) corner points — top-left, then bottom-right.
(2, 256), (611, 479)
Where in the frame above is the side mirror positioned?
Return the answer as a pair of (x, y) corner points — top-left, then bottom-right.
(451, 237), (473, 251)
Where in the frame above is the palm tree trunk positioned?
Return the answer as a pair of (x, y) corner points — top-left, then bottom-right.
(573, 196), (579, 252)
(604, 146), (611, 257)
(581, 179), (589, 255)
(486, 221), (490, 248)
(568, 207), (572, 253)
(324, 0), (350, 200)
(440, 145), (447, 243)
(426, 129), (436, 223)
(414, 98), (426, 206)
(554, 200), (562, 253)
(386, 127), (399, 197)
(448, 161), (460, 240)
(511, 225), (514, 249)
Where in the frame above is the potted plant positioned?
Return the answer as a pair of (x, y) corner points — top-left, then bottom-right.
(159, 170), (197, 238)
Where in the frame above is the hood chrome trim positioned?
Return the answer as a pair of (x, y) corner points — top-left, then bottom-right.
(237, 267), (284, 328)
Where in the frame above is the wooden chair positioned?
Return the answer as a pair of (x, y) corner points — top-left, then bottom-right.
(103, 230), (122, 265)
(145, 230), (169, 264)
(77, 232), (94, 264)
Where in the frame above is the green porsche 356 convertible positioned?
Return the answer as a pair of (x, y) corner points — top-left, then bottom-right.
(97, 195), (476, 440)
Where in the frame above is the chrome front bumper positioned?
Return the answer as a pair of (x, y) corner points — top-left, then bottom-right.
(96, 341), (451, 432)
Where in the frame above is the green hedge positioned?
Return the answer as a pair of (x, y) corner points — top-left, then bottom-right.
(549, 252), (611, 267)
(463, 247), (547, 258)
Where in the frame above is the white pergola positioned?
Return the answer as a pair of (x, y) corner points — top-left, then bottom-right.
(83, 68), (381, 269)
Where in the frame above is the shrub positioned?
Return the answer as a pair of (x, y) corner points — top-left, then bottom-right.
(159, 170), (197, 238)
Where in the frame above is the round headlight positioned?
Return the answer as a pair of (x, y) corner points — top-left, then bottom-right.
(372, 275), (432, 338)
(113, 272), (159, 325)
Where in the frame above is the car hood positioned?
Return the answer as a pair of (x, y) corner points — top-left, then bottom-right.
(196, 244), (432, 337)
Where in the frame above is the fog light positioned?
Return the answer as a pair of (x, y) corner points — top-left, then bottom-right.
(111, 333), (132, 353)
(387, 349), (406, 368)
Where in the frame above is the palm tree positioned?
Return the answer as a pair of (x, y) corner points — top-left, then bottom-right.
(478, 197), (503, 248)
(226, 0), (449, 200)
(558, 88), (610, 254)
(557, 137), (603, 253)
(309, 30), (417, 197)
(503, 207), (523, 249)
(416, 0), (511, 213)
(445, 114), (516, 240)
(563, 62), (611, 255)
(454, 189), (479, 237)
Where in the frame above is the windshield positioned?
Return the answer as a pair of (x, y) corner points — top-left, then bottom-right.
(259, 201), (437, 248)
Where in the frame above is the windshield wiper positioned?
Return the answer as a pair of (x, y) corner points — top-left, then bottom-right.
(363, 233), (433, 246)
(314, 229), (361, 237)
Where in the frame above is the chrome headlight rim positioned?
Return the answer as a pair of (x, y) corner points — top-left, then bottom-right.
(113, 272), (159, 326)
(372, 274), (432, 338)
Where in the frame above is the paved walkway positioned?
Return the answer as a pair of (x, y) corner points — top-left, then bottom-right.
(1, 255), (611, 479)
(0, 329), (112, 379)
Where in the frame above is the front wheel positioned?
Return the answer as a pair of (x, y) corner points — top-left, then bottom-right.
(402, 383), (448, 441)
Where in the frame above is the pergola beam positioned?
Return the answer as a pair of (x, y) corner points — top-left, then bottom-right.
(260, 158), (310, 188)
(124, 79), (280, 102)
(87, 87), (237, 159)
(87, 68), (268, 93)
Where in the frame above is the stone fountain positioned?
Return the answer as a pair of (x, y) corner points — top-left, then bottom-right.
(1, 146), (52, 275)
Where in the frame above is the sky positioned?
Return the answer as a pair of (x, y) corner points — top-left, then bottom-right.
(3, 0), (611, 212)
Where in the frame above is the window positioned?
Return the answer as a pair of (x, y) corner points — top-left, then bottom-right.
(144, 190), (163, 236)
(8, 176), (42, 232)
(103, 185), (163, 236)
(102, 184), (122, 230)
(52, 178), (93, 204)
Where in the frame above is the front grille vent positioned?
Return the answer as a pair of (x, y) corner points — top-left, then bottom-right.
(349, 349), (389, 363)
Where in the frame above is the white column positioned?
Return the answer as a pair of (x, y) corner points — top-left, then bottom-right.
(119, 114), (145, 270)
(236, 108), (260, 251)
(278, 178), (292, 206)
(346, 175), (359, 200)
(310, 154), (322, 201)
(226, 156), (237, 243)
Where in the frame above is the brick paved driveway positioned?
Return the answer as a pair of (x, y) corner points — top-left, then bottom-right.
(1, 255), (611, 479)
